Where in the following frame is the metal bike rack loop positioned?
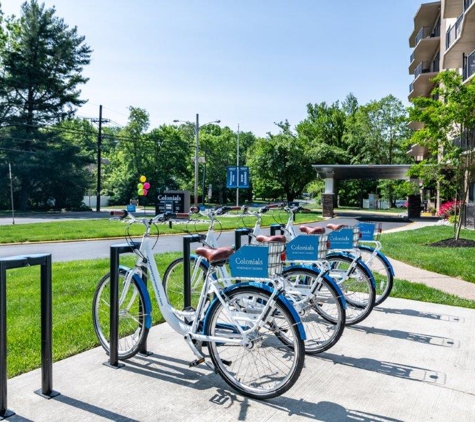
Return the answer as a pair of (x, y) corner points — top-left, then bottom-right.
(270, 224), (285, 236)
(183, 235), (203, 309)
(1, 254), (60, 420)
(234, 228), (253, 251)
(105, 242), (141, 369)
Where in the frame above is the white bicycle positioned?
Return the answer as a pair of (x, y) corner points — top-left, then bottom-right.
(92, 210), (306, 399)
(163, 205), (347, 354)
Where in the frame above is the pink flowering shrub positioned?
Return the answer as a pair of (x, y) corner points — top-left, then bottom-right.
(438, 200), (462, 219)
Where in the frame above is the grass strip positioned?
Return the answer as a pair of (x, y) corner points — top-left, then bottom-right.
(380, 225), (475, 283)
(0, 211), (319, 244)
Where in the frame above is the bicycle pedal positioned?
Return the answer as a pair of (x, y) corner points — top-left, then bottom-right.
(189, 357), (205, 367)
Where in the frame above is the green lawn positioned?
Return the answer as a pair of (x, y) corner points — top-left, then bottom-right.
(380, 225), (475, 283)
(0, 210), (320, 243)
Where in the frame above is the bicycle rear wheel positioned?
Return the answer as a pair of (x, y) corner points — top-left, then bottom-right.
(326, 255), (376, 325)
(357, 247), (394, 306)
(205, 285), (305, 399)
(92, 270), (149, 360)
(282, 267), (346, 354)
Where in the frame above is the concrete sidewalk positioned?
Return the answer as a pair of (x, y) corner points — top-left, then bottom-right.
(3, 297), (475, 421)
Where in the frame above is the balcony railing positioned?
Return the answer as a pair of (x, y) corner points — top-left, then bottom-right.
(410, 52), (414, 63)
(409, 82), (414, 93)
(415, 25), (440, 46)
(446, 14), (463, 49)
(464, 0), (473, 12)
(453, 127), (475, 150)
(463, 49), (475, 80)
(414, 60), (440, 78)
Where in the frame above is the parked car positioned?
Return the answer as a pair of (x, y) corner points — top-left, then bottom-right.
(395, 199), (408, 208)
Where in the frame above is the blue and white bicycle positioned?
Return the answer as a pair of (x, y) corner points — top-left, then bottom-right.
(92, 210), (306, 399)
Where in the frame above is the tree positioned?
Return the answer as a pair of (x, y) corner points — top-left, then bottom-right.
(409, 70), (475, 240)
(0, 0), (92, 210)
(248, 122), (315, 202)
(345, 95), (411, 205)
(296, 101), (349, 164)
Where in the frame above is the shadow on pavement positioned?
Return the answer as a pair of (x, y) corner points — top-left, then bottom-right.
(373, 306), (465, 322)
(348, 325), (459, 348)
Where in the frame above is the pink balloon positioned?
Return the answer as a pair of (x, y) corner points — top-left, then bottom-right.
(143, 182), (150, 189)
(143, 189), (148, 196)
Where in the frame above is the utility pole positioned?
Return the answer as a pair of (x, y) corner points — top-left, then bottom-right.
(91, 105), (110, 212)
(236, 124), (240, 206)
(194, 113), (199, 207)
(9, 163), (15, 224)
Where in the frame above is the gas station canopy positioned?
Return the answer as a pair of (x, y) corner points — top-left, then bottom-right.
(313, 164), (412, 180)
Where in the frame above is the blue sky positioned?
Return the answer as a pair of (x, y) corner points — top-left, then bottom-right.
(3, 0), (425, 136)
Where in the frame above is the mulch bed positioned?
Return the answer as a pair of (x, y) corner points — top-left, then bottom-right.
(428, 238), (475, 248)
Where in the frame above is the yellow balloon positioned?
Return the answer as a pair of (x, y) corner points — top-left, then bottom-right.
(140, 175), (147, 183)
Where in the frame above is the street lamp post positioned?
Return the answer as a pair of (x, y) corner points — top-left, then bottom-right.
(194, 114), (199, 207)
(173, 114), (220, 207)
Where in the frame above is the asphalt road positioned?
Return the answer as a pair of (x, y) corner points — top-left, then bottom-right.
(0, 213), (412, 262)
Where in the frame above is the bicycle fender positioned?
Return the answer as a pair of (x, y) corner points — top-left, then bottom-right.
(282, 264), (347, 309)
(204, 282), (306, 341)
(357, 245), (395, 276)
(327, 252), (377, 289)
(117, 266), (152, 329)
(189, 254), (210, 270)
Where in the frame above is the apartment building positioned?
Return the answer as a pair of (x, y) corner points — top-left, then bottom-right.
(407, 0), (475, 212)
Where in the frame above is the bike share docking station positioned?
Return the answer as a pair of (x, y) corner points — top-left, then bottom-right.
(0, 254), (60, 420)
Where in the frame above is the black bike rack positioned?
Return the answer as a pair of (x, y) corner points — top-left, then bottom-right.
(270, 224), (285, 236)
(1, 254), (60, 420)
(234, 228), (253, 251)
(183, 235), (203, 309)
(105, 242), (141, 369)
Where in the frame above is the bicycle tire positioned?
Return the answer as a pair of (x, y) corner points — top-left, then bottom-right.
(163, 257), (208, 311)
(92, 270), (149, 360)
(205, 285), (305, 399)
(325, 255), (376, 325)
(357, 246), (394, 306)
(281, 267), (346, 354)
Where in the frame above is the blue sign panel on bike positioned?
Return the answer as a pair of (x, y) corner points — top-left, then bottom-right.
(286, 236), (320, 261)
(328, 228), (354, 249)
(356, 223), (375, 241)
(226, 166), (250, 188)
(229, 245), (268, 278)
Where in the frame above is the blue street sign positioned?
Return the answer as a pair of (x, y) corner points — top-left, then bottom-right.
(226, 166), (250, 188)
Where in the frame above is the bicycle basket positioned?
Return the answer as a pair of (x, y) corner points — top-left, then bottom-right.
(266, 241), (285, 276)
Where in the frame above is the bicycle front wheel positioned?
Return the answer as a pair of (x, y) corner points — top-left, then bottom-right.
(92, 271), (149, 360)
(282, 267), (346, 354)
(357, 246), (394, 306)
(326, 255), (376, 325)
(205, 285), (305, 399)
(163, 257), (208, 311)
